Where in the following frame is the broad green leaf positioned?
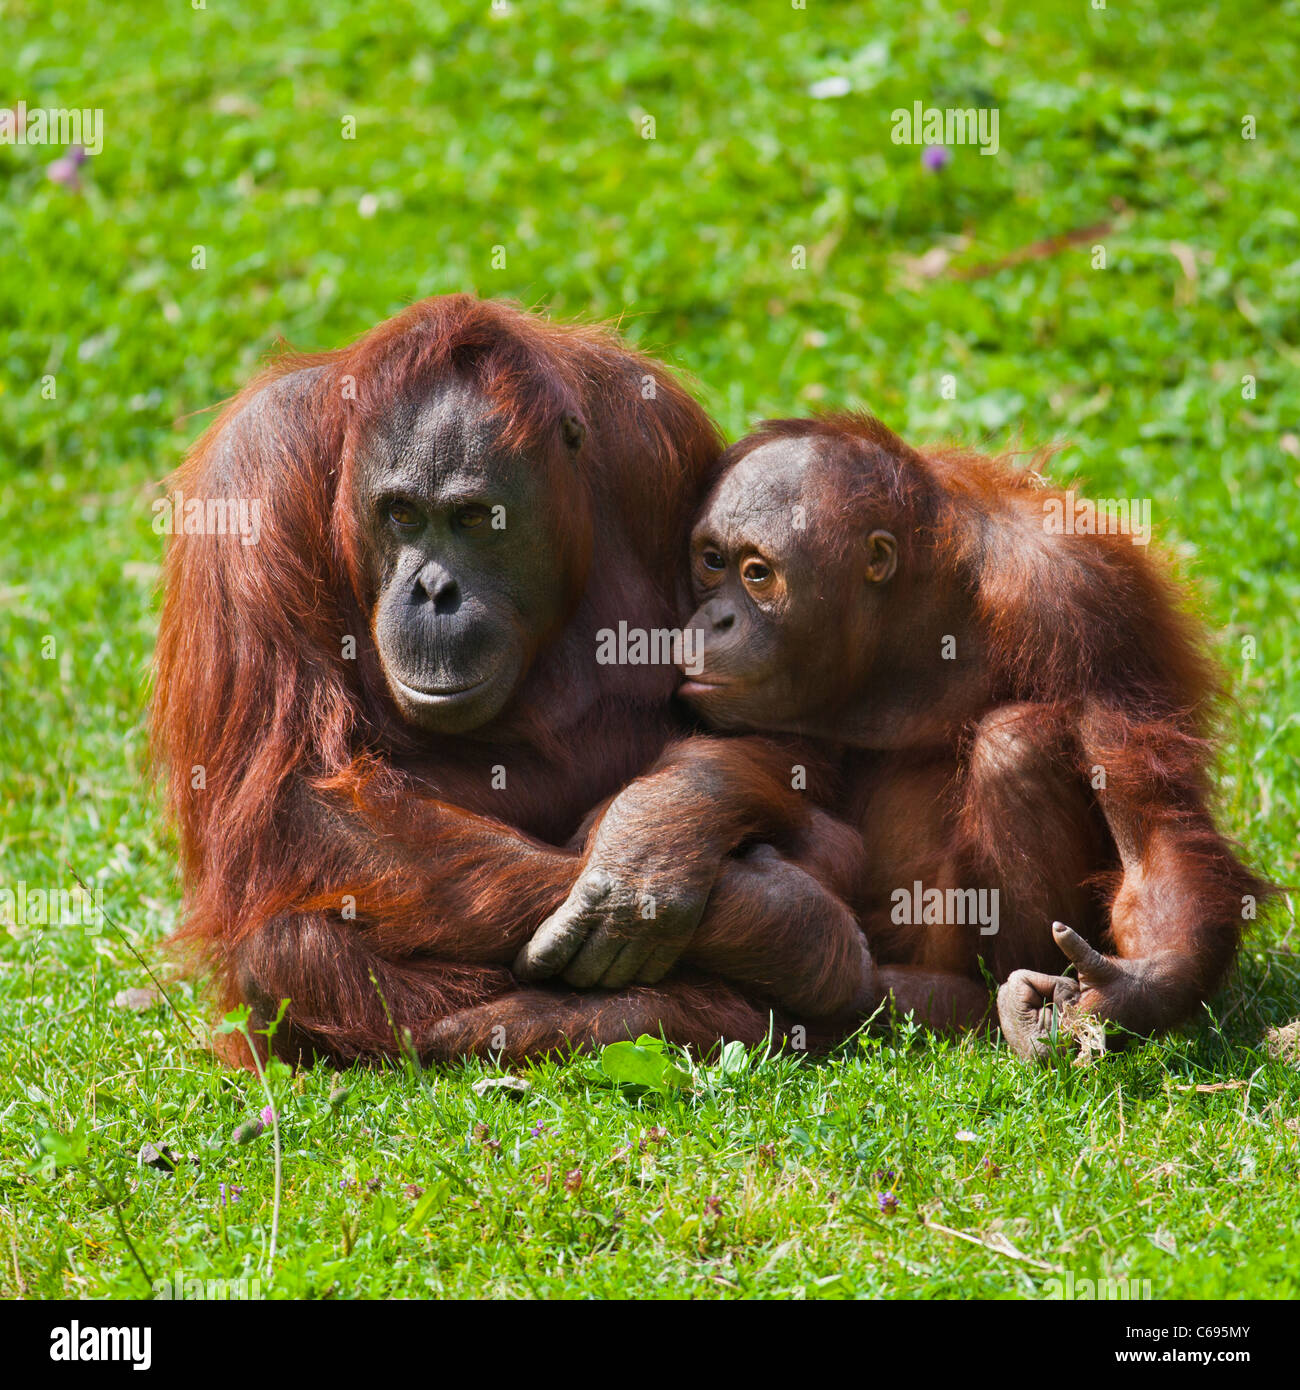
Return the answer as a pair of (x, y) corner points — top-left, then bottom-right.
(715, 1040), (750, 1077)
(601, 1040), (691, 1092)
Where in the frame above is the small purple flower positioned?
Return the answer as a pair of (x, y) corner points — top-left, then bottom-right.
(46, 156), (81, 190)
(873, 1168), (896, 1185)
(260, 1104), (274, 1127)
(878, 1190), (899, 1214)
(704, 1195), (723, 1216)
(339, 1176), (355, 1190)
(530, 1121), (546, 1138)
(921, 145), (951, 172)
(218, 1182), (244, 1207)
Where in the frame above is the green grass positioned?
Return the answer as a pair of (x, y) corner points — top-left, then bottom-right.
(1, 0), (1298, 1300)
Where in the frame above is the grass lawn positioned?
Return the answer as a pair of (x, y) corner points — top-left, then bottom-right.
(1, 0), (1298, 1300)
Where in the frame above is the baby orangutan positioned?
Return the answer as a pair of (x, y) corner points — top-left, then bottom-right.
(518, 413), (1268, 1058)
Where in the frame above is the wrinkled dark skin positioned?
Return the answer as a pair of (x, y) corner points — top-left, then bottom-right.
(514, 777), (721, 989)
(997, 921), (1160, 1058)
(353, 378), (582, 736)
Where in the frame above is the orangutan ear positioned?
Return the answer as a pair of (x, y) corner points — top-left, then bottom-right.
(561, 413), (586, 452)
(865, 529), (898, 584)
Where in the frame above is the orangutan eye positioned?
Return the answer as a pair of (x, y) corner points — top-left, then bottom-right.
(742, 558), (773, 586)
(701, 549), (726, 571)
(453, 505), (491, 531)
(388, 499), (422, 528)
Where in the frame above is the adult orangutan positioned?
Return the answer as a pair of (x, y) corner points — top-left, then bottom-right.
(155, 297), (901, 1067)
(520, 413), (1270, 1057)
